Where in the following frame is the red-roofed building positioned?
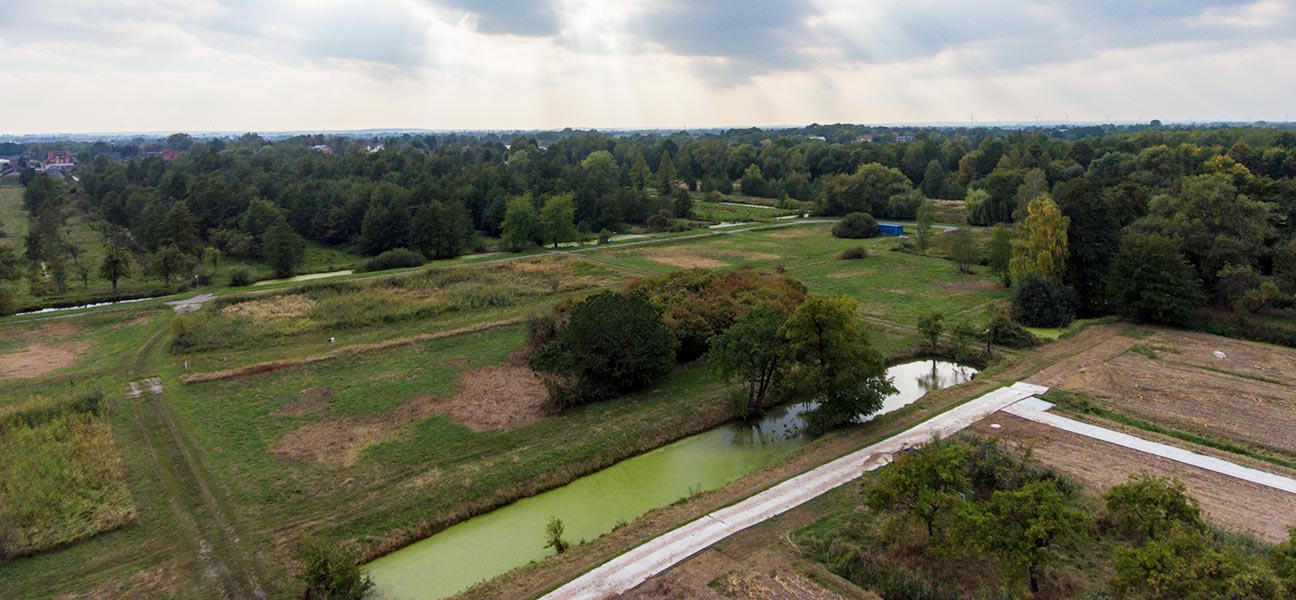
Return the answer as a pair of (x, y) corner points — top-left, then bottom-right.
(46, 151), (75, 167)
(161, 149), (184, 161)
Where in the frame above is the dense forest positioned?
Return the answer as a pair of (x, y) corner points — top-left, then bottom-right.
(2, 125), (1295, 343)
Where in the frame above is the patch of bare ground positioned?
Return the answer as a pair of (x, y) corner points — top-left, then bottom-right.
(646, 254), (729, 269)
(971, 413), (1296, 543)
(0, 320), (78, 342)
(1063, 350), (1296, 456)
(221, 294), (316, 320)
(274, 387), (333, 417)
(0, 341), (91, 380)
(274, 364), (547, 466)
(1146, 329), (1296, 384)
(1024, 330), (1138, 388)
(935, 278), (1001, 294)
(767, 228), (824, 239)
(439, 363), (548, 430)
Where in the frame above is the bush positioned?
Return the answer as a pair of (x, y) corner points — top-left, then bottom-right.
(833, 212), (879, 239)
(227, 265), (255, 287)
(298, 537), (374, 600)
(0, 288), (18, 317)
(1012, 275), (1079, 328)
(358, 248), (426, 273)
(841, 246), (869, 260)
(987, 311), (1040, 349)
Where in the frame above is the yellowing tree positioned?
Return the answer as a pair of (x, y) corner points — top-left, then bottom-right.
(1010, 195), (1069, 282)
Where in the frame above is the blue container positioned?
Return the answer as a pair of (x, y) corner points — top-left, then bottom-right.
(878, 223), (904, 236)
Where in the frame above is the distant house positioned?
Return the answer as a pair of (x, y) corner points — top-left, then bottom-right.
(311, 145), (334, 155)
(807, 135), (827, 141)
(855, 135), (875, 143)
(46, 150), (75, 167)
(366, 144), (384, 153)
(895, 135), (915, 143)
(161, 149), (184, 161)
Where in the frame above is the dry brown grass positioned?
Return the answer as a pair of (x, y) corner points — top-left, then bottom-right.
(935, 278), (1001, 294)
(436, 364), (548, 431)
(0, 321), (79, 342)
(0, 342), (91, 380)
(222, 294), (316, 321)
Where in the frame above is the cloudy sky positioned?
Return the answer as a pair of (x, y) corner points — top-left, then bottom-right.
(1, 0), (1294, 134)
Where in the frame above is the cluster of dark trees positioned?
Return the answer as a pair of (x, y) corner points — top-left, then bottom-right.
(857, 438), (1296, 597)
(527, 268), (895, 432)
(3, 125), (1294, 326)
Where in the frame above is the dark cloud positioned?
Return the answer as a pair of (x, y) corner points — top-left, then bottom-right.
(436, 0), (560, 37)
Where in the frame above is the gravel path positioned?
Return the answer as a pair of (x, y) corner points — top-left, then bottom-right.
(539, 382), (1048, 600)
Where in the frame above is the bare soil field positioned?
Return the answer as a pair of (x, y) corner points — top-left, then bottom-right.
(971, 413), (1296, 543)
(1054, 343), (1296, 456)
(0, 341), (91, 380)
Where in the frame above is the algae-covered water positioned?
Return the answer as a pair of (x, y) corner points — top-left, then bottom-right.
(366, 360), (976, 599)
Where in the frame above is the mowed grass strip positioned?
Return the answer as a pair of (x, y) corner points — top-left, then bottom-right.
(0, 394), (136, 559)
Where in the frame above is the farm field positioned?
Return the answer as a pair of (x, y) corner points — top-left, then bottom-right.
(1040, 328), (1296, 461)
(968, 413), (1296, 544)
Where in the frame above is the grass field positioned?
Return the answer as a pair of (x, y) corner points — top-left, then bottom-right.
(689, 201), (798, 223)
(0, 221), (1025, 598)
(0, 394), (136, 559)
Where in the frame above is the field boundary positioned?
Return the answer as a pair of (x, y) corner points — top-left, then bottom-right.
(179, 317), (524, 384)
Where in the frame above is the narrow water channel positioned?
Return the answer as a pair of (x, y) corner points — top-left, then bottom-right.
(366, 360), (977, 599)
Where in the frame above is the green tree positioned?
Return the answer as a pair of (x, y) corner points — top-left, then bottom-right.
(201, 246), (221, 271)
(740, 164), (772, 198)
(539, 193), (579, 248)
(358, 185), (411, 255)
(865, 438), (969, 539)
(921, 159), (946, 198)
(832, 212), (878, 239)
(657, 150), (677, 194)
(781, 295), (896, 433)
(501, 196), (540, 252)
(945, 227), (978, 274)
(1273, 528), (1296, 592)
(1143, 174), (1270, 287)
(915, 199), (935, 252)
(263, 220), (305, 278)
(987, 224), (1013, 286)
(150, 244), (190, 286)
(630, 150), (651, 190)
(298, 537), (375, 600)
(410, 201), (472, 259)
(672, 189), (693, 218)
(544, 516), (569, 555)
(1107, 232), (1206, 325)
(1103, 474), (1205, 542)
(161, 201), (199, 252)
(708, 306), (789, 417)
(1014, 167), (1049, 219)
(971, 479), (1089, 595)
(917, 312), (944, 353)
(98, 245), (133, 292)
(1010, 194), (1069, 282)
(531, 291), (674, 408)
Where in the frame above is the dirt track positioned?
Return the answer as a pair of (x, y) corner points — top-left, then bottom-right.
(971, 413), (1296, 543)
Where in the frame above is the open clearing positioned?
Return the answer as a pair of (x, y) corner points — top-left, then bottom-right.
(1044, 328), (1296, 457)
(971, 413), (1296, 543)
(0, 341), (91, 380)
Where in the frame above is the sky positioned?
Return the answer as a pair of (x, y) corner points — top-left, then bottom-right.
(1, 0), (1294, 134)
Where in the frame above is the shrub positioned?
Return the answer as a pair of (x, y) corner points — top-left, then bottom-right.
(987, 311), (1040, 349)
(1012, 274), (1079, 328)
(227, 265), (255, 287)
(0, 288), (18, 317)
(841, 246), (869, 260)
(358, 248), (426, 273)
(298, 537), (374, 600)
(833, 212), (879, 239)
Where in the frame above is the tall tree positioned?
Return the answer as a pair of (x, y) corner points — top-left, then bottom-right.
(915, 199), (935, 253)
(921, 159), (946, 198)
(1010, 195), (1069, 282)
(539, 193), (579, 248)
(781, 295), (896, 433)
(657, 150), (677, 194)
(150, 244), (189, 286)
(99, 245), (133, 292)
(972, 480), (1089, 595)
(501, 196), (540, 252)
(708, 306), (789, 418)
(263, 220), (305, 278)
(1056, 177), (1119, 314)
(945, 227), (979, 274)
(986, 225), (1013, 286)
(1106, 232), (1205, 325)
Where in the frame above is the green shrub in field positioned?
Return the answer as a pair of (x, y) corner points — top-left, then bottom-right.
(841, 246), (869, 260)
(833, 212), (879, 239)
(358, 248), (426, 273)
(227, 265), (255, 287)
(0, 393), (135, 559)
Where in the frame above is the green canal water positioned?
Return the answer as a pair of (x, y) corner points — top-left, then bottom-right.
(366, 360), (976, 599)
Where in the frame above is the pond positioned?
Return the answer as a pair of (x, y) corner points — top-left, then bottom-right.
(365, 359), (977, 599)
